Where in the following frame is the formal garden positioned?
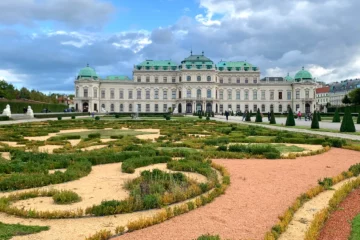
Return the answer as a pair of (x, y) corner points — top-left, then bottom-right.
(0, 116), (360, 239)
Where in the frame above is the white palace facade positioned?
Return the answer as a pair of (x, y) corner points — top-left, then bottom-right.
(74, 52), (317, 114)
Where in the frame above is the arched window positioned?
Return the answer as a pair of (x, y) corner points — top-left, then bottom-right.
(101, 104), (105, 110)
(197, 76), (201, 81)
(129, 104), (133, 112)
(187, 76), (191, 81)
(93, 88), (97, 98)
(197, 89), (201, 98)
(207, 76), (211, 81)
(110, 104), (114, 112)
(76, 87), (79, 97)
(207, 89), (211, 98)
(120, 104), (124, 112)
(279, 105), (282, 113)
(83, 88), (88, 97)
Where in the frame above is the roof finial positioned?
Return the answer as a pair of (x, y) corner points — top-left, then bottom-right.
(190, 48), (192, 56)
(302, 66), (304, 70)
(87, 63), (89, 67)
(202, 51), (204, 56)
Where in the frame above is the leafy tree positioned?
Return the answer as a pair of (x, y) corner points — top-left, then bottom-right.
(340, 107), (356, 132)
(342, 94), (352, 105)
(311, 111), (319, 129)
(255, 108), (262, 122)
(332, 108), (341, 122)
(317, 111), (322, 121)
(326, 102), (331, 109)
(349, 88), (360, 105)
(286, 107), (295, 126)
(270, 110), (276, 124)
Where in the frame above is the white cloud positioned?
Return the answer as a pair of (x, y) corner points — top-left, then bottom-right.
(0, 69), (27, 84)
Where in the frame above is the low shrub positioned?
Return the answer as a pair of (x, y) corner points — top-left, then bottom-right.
(71, 116), (76, 120)
(121, 156), (172, 173)
(85, 230), (112, 240)
(57, 117), (62, 120)
(95, 116), (100, 121)
(52, 190), (81, 204)
(197, 234), (221, 240)
(217, 145), (227, 151)
(166, 116), (171, 121)
(199, 115), (203, 119)
(115, 114), (120, 118)
(88, 133), (101, 139)
(0, 116), (10, 121)
(264, 152), (281, 159)
(110, 135), (124, 139)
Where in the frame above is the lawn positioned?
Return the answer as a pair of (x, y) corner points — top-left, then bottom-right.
(272, 144), (304, 153)
(350, 213), (360, 240)
(58, 129), (156, 139)
(0, 222), (49, 240)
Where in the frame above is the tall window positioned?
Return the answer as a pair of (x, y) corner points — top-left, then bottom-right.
(187, 90), (191, 98)
(270, 104), (274, 112)
(207, 89), (212, 98)
(110, 104), (114, 112)
(253, 77), (257, 83)
(163, 104), (167, 112)
(279, 105), (282, 113)
(119, 90), (124, 99)
(163, 77), (168, 83)
(236, 91), (240, 100)
(245, 90), (249, 100)
(101, 104), (105, 110)
(128, 90), (133, 99)
(197, 76), (201, 81)
(270, 91), (274, 100)
(305, 90), (309, 98)
(155, 90), (159, 99)
(261, 90), (266, 100)
(253, 90), (257, 100)
(146, 104), (150, 112)
(197, 89), (201, 98)
(220, 78), (223, 83)
(172, 90), (176, 99)
(228, 90), (232, 100)
(76, 87), (79, 97)
(172, 77), (176, 83)
(120, 104), (124, 112)
(163, 90), (168, 99)
(236, 78), (240, 84)
(236, 104), (240, 112)
(155, 104), (158, 112)
(83, 88), (88, 98)
(146, 77), (150, 83)
(137, 90), (141, 99)
(110, 89), (114, 99)
(245, 78), (248, 83)
(228, 78), (232, 84)
(138, 104), (141, 112)
(220, 104), (223, 113)
(101, 89), (105, 99)
(261, 104), (265, 112)
(137, 77), (141, 83)
(93, 88), (97, 98)
(187, 76), (191, 81)
(296, 90), (300, 99)
(155, 77), (159, 83)
(207, 76), (211, 82)
(228, 104), (232, 110)
(278, 92), (282, 100)
(253, 104), (257, 112)
(219, 90), (224, 100)
(296, 104), (300, 111)
(245, 105), (249, 111)
(287, 91), (291, 100)
(146, 90), (150, 99)
(129, 104), (133, 112)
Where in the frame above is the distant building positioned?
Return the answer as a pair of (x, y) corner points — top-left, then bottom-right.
(316, 86), (330, 112)
(328, 79), (360, 106)
(74, 53), (317, 114)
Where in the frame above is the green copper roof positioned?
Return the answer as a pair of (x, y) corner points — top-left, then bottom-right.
(78, 64), (98, 79)
(284, 73), (294, 82)
(104, 75), (131, 81)
(137, 60), (178, 67)
(216, 61), (258, 71)
(295, 67), (313, 81)
(181, 52), (213, 64)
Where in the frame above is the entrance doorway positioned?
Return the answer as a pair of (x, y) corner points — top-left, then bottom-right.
(178, 103), (182, 113)
(216, 104), (218, 113)
(82, 102), (89, 112)
(305, 103), (310, 113)
(206, 103), (212, 113)
(186, 103), (192, 113)
(196, 103), (202, 112)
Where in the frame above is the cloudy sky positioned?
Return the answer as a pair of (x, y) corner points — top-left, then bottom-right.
(1, 0), (359, 93)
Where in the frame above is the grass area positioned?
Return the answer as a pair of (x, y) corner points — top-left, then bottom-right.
(350, 213), (360, 240)
(0, 222), (49, 240)
(58, 129), (156, 139)
(157, 147), (199, 152)
(272, 144), (305, 153)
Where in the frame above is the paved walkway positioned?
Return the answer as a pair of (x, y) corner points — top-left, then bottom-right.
(214, 116), (360, 141)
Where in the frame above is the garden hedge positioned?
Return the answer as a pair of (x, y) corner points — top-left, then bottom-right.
(0, 101), (66, 113)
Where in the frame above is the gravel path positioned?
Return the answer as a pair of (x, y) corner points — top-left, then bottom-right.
(114, 148), (360, 240)
(214, 116), (360, 141)
(318, 188), (360, 240)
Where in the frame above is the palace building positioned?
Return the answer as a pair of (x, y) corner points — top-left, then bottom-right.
(74, 52), (317, 114)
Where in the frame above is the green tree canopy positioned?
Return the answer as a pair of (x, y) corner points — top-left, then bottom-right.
(342, 94), (352, 104)
(349, 88), (360, 105)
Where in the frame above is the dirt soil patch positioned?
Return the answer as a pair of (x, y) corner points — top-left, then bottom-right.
(113, 148), (360, 240)
(67, 139), (81, 147)
(81, 145), (108, 151)
(318, 188), (360, 240)
(1, 152), (10, 160)
(38, 145), (63, 154)
(24, 129), (92, 141)
(0, 142), (26, 148)
(135, 129), (161, 141)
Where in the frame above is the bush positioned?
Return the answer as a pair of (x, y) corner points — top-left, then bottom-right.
(52, 190), (81, 204)
(95, 116), (100, 121)
(311, 111), (319, 129)
(255, 108), (262, 123)
(115, 114), (120, 118)
(0, 116), (10, 121)
(122, 156), (172, 173)
(245, 111), (251, 122)
(88, 133), (101, 139)
(317, 112), (322, 121)
(206, 116), (210, 121)
(264, 152), (281, 159)
(286, 108), (295, 126)
(340, 107), (356, 132)
(217, 145), (227, 151)
(349, 163), (360, 176)
(197, 234), (221, 240)
(142, 194), (160, 209)
(71, 116), (76, 120)
(270, 110), (276, 124)
(57, 116), (62, 120)
(166, 116), (171, 121)
(199, 115), (203, 119)
(332, 108), (341, 122)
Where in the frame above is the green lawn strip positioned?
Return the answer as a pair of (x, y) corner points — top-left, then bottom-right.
(58, 129), (157, 139)
(350, 213), (360, 240)
(0, 222), (49, 240)
(272, 144), (305, 153)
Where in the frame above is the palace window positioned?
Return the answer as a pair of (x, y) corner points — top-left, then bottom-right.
(197, 76), (201, 81)
(207, 76), (211, 82)
(172, 77), (176, 83)
(110, 89), (114, 99)
(119, 90), (124, 99)
(155, 77), (159, 83)
(270, 104), (274, 112)
(146, 104), (150, 112)
(296, 104), (300, 111)
(278, 91), (282, 100)
(120, 104), (124, 112)
(253, 90), (257, 100)
(197, 89), (201, 98)
(101, 89), (105, 99)
(245, 105), (249, 111)
(253, 104), (257, 112)
(83, 88), (88, 98)
(207, 89), (212, 98)
(261, 104), (265, 112)
(245, 90), (249, 100)
(146, 90), (150, 100)
(245, 78), (248, 83)
(236, 104), (240, 112)
(228, 78), (232, 84)
(187, 76), (191, 81)
(101, 104), (105, 110)
(129, 104), (133, 112)
(137, 90), (141, 99)
(163, 90), (168, 99)
(228, 104), (232, 110)
(236, 78), (240, 84)
(155, 104), (158, 112)
(137, 77), (141, 83)
(163, 77), (167, 83)
(172, 90), (176, 99)
(146, 77), (150, 83)
(261, 90), (266, 100)
(128, 90), (133, 99)
(219, 90), (224, 100)
(155, 90), (159, 99)
(220, 78), (223, 83)
(187, 90), (191, 98)
(110, 104), (114, 112)
(93, 88), (97, 98)
(287, 91), (291, 100)
(236, 91), (240, 100)
(163, 104), (167, 112)
(305, 90), (310, 98)
(220, 104), (223, 113)
(253, 78), (257, 83)
(296, 90), (300, 99)
(228, 90), (232, 100)
(270, 91), (274, 100)
(138, 104), (141, 112)
(279, 105), (283, 113)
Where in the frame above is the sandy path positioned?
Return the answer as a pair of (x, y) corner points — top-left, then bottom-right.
(38, 145), (63, 154)
(318, 188), (360, 240)
(101, 139), (117, 143)
(1, 152), (10, 160)
(135, 129), (162, 141)
(279, 177), (356, 240)
(81, 145), (108, 151)
(113, 148), (360, 240)
(1, 141), (26, 147)
(68, 139), (81, 147)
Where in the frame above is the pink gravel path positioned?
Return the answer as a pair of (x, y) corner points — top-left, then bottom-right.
(114, 148), (360, 240)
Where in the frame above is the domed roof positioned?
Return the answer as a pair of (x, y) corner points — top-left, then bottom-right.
(77, 64), (98, 79)
(284, 73), (294, 82)
(294, 67), (312, 81)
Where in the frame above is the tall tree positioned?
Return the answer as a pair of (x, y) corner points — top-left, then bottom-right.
(286, 107), (296, 126)
(349, 88), (360, 105)
(311, 111), (320, 129)
(340, 107), (356, 132)
(342, 94), (352, 105)
(255, 108), (262, 122)
(270, 110), (276, 124)
(332, 108), (341, 123)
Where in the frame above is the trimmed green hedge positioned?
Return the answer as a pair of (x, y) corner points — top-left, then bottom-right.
(34, 113), (88, 118)
(0, 116), (10, 121)
(0, 101), (66, 113)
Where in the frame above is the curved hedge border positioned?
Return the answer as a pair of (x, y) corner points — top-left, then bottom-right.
(264, 163), (360, 240)
(304, 178), (360, 240)
(85, 162), (230, 240)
